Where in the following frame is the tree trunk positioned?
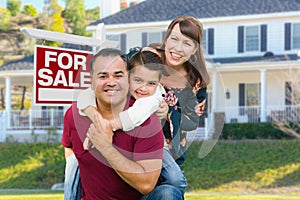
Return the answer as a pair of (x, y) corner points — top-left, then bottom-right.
(0, 87), (5, 109)
(20, 86), (26, 110)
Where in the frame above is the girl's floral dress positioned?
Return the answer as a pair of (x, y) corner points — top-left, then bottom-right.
(163, 84), (206, 165)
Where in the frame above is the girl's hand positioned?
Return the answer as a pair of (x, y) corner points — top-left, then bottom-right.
(155, 101), (169, 119)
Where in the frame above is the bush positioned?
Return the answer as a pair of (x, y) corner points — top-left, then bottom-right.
(221, 122), (294, 140)
(0, 7), (11, 31)
(7, 0), (21, 16)
(22, 5), (38, 17)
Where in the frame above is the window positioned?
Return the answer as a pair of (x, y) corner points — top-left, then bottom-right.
(286, 81), (300, 105)
(202, 29), (207, 53)
(245, 83), (260, 106)
(245, 26), (259, 52)
(148, 32), (162, 44)
(292, 23), (300, 49)
(106, 34), (120, 49)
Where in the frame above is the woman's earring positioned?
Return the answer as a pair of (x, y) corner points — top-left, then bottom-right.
(190, 54), (197, 64)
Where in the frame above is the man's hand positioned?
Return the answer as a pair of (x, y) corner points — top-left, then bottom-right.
(87, 112), (114, 150)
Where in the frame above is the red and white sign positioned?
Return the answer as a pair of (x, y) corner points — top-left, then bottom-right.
(34, 45), (94, 105)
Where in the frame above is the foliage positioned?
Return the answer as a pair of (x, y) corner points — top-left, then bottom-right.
(63, 0), (87, 36)
(85, 7), (100, 21)
(6, 0), (21, 16)
(0, 7), (11, 31)
(221, 122), (294, 140)
(40, 0), (65, 47)
(22, 5), (38, 17)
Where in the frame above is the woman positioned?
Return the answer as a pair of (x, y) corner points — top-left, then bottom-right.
(146, 15), (209, 165)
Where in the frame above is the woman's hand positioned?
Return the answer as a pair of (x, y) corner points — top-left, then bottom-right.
(195, 99), (206, 116)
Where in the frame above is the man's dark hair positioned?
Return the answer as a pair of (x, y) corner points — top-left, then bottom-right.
(90, 48), (126, 74)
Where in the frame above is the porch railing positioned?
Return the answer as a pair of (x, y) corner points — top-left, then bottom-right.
(223, 105), (300, 123)
(5, 109), (64, 130)
(2, 105), (300, 131)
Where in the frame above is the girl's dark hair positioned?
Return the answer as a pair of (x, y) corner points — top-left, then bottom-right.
(127, 48), (169, 79)
(160, 16), (210, 88)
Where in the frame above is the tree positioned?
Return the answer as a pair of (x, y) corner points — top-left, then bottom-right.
(0, 7), (11, 31)
(40, 0), (65, 47)
(7, 0), (21, 16)
(22, 5), (38, 17)
(64, 0), (87, 36)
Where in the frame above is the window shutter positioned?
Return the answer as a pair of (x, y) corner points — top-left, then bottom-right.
(239, 83), (245, 115)
(142, 32), (148, 47)
(162, 31), (167, 40)
(120, 33), (127, 54)
(238, 26), (244, 53)
(260, 24), (267, 52)
(208, 28), (214, 55)
(285, 23), (291, 50)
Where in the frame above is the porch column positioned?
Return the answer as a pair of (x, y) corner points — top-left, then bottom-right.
(212, 71), (218, 112)
(5, 76), (11, 128)
(260, 69), (267, 122)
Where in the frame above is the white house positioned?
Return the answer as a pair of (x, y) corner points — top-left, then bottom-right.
(0, 0), (300, 141)
(87, 0), (300, 124)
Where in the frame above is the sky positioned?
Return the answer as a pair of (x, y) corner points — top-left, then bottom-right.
(0, 0), (100, 11)
(0, 0), (143, 11)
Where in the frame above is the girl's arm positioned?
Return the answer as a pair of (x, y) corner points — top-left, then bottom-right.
(77, 84), (166, 131)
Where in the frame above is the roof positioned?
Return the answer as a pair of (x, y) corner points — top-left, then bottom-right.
(90, 0), (300, 26)
(0, 44), (92, 72)
(0, 55), (34, 71)
(212, 53), (299, 64)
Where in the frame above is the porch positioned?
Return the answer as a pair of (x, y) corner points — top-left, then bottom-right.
(222, 105), (300, 123)
(1, 105), (299, 142)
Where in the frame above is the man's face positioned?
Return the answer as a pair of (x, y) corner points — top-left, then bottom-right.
(91, 55), (129, 107)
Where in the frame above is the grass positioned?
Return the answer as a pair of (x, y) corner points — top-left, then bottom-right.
(0, 190), (299, 200)
(0, 140), (300, 197)
(182, 140), (300, 195)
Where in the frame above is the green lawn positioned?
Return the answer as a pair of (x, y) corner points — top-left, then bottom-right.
(1, 140), (300, 196)
(0, 190), (299, 200)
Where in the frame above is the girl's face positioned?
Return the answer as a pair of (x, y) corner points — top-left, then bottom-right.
(165, 23), (197, 68)
(129, 65), (160, 99)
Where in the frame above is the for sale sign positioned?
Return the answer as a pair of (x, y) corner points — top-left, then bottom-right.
(34, 45), (94, 105)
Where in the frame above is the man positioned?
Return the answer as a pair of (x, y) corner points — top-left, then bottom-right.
(62, 48), (164, 199)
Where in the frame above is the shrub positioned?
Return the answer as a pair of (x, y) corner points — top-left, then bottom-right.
(221, 122), (294, 140)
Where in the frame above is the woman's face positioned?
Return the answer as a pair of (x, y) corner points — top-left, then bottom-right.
(165, 23), (197, 68)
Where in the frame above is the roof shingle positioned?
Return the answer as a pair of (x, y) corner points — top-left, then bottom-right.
(90, 0), (300, 26)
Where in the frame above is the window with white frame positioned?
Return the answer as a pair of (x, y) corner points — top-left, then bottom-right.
(148, 32), (162, 44)
(245, 26), (259, 52)
(292, 23), (300, 49)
